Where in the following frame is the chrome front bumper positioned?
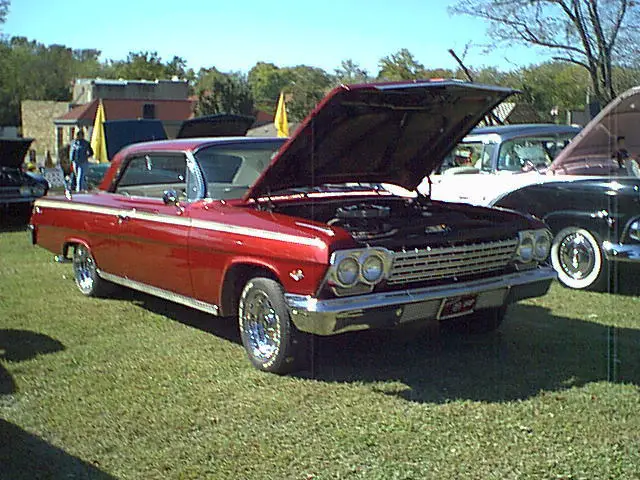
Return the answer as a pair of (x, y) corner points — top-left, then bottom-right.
(603, 241), (640, 263)
(286, 267), (557, 335)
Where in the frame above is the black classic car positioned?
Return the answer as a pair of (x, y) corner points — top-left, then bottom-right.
(494, 177), (640, 290)
(1, 138), (49, 222)
(488, 86), (640, 290)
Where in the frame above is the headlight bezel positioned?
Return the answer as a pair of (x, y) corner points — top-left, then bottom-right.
(329, 248), (392, 290)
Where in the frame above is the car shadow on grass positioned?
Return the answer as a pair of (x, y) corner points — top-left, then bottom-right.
(0, 420), (117, 480)
(114, 289), (241, 344)
(0, 331), (114, 479)
(0, 329), (65, 395)
(108, 289), (639, 404)
(295, 304), (640, 403)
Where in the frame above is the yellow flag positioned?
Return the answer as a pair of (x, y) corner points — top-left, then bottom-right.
(274, 92), (289, 137)
(90, 99), (108, 163)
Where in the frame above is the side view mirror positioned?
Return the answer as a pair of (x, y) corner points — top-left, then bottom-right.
(162, 189), (180, 206)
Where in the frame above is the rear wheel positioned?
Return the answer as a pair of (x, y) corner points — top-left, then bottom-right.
(551, 227), (607, 290)
(72, 244), (112, 297)
(238, 277), (308, 374)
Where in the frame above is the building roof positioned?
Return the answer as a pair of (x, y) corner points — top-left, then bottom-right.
(54, 98), (195, 125)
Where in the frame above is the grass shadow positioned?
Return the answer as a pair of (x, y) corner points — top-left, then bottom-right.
(110, 289), (241, 345)
(0, 329), (65, 395)
(0, 419), (117, 480)
(296, 304), (640, 403)
(104, 287), (640, 404)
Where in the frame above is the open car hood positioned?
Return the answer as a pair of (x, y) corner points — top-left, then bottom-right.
(245, 81), (515, 199)
(549, 86), (640, 173)
(177, 114), (255, 138)
(0, 138), (34, 168)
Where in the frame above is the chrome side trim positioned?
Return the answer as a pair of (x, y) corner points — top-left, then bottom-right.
(99, 271), (220, 316)
(34, 198), (324, 247)
(602, 241), (640, 263)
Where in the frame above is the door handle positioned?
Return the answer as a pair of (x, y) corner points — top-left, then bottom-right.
(117, 213), (130, 224)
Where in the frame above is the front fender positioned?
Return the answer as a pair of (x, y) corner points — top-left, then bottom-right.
(542, 210), (614, 240)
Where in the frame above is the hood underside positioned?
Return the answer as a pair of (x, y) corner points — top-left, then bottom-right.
(0, 138), (34, 168)
(246, 81), (515, 199)
(550, 86), (640, 173)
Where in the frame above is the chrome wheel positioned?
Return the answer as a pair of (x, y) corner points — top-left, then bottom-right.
(238, 277), (306, 374)
(73, 245), (97, 295)
(240, 288), (281, 364)
(551, 227), (604, 290)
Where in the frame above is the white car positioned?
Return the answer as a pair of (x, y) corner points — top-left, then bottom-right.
(423, 123), (580, 206)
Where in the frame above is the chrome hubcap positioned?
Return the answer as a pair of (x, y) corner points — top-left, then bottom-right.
(73, 246), (95, 293)
(559, 232), (595, 280)
(241, 289), (280, 363)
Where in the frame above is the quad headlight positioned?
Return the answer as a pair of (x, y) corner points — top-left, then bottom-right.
(336, 257), (360, 286)
(361, 254), (385, 283)
(516, 229), (552, 263)
(330, 248), (392, 290)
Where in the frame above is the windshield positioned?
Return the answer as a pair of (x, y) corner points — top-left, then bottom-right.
(441, 140), (497, 173)
(194, 140), (284, 200)
(497, 134), (575, 172)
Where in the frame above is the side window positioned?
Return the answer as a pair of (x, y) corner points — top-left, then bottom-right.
(116, 153), (193, 200)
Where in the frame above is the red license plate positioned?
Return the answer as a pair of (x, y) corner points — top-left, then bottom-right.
(439, 295), (477, 320)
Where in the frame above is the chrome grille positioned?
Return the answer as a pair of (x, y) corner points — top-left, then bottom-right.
(387, 237), (519, 285)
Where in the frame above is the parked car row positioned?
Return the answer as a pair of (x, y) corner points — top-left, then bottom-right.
(18, 80), (640, 373)
(423, 85), (640, 291)
(29, 80), (557, 373)
(1, 138), (49, 221)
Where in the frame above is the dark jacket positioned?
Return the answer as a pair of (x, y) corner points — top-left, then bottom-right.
(70, 139), (93, 164)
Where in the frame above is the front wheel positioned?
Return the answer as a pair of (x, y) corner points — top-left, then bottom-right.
(550, 227), (608, 290)
(238, 277), (308, 374)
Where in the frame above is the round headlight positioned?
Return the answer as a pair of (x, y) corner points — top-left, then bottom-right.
(518, 235), (534, 263)
(336, 257), (360, 286)
(533, 231), (551, 260)
(361, 255), (384, 283)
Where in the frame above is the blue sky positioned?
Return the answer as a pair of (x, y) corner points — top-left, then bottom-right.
(4, 0), (548, 75)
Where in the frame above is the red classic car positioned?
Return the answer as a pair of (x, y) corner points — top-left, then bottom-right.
(29, 81), (556, 373)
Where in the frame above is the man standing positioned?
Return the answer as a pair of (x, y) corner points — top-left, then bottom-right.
(69, 129), (93, 191)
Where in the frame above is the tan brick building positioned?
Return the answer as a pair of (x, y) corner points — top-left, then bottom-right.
(20, 100), (70, 166)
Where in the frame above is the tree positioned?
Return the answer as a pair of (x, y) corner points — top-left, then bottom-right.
(195, 70), (254, 116)
(334, 59), (370, 84)
(247, 62), (293, 112)
(285, 65), (333, 122)
(0, 0), (9, 28)
(377, 49), (425, 80)
(450, 0), (640, 105)
(105, 51), (167, 80)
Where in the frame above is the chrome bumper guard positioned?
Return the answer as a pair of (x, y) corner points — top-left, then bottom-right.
(286, 267), (556, 336)
(603, 241), (640, 263)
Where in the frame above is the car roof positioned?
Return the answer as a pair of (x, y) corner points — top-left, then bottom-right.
(116, 136), (284, 155)
(467, 123), (581, 141)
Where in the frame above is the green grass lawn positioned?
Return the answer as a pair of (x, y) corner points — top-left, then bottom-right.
(1, 226), (639, 479)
